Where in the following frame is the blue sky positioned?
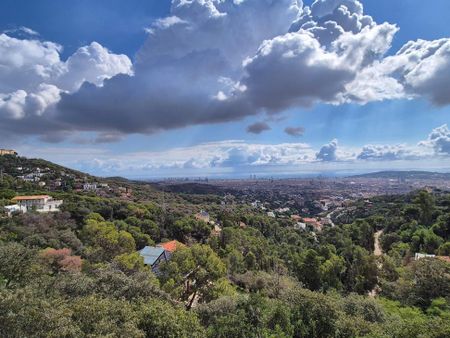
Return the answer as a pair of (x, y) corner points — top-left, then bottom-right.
(1, 0), (450, 177)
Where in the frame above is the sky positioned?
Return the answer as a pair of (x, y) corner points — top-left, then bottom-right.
(1, 0), (450, 178)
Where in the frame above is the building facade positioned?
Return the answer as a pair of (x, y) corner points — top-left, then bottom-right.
(0, 149), (17, 156)
(11, 195), (63, 213)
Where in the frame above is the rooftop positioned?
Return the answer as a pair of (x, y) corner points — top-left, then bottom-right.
(159, 240), (184, 253)
(139, 246), (165, 266)
(12, 195), (50, 201)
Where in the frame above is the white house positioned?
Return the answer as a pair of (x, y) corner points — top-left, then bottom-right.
(83, 183), (98, 191)
(414, 253), (436, 261)
(11, 195), (63, 213)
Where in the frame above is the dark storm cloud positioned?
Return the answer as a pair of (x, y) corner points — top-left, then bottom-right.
(284, 126), (305, 137)
(246, 122), (271, 134)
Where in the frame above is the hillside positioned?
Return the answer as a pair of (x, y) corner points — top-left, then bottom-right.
(0, 155), (449, 337)
(0, 154), (93, 180)
(0, 154), (156, 201)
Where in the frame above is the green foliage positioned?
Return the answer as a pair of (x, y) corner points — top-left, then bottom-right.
(160, 244), (226, 307)
(437, 241), (450, 255)
(169, 217), (212, 242)
(70, 295), (143, 337)
(138, 299), (205, 338)
(113, 252), (148, 274)
(0, 242), (37, 288)
(295, 249), (322, 290)
(413, 190), (436, 226)
(81, 213), (136, 261)
(0, 189), (15, 200)
(0, 288), (81, 338)
(411, 258), (450, 308)
(2, 154), (450, 336)
(427, 297), (450, 319)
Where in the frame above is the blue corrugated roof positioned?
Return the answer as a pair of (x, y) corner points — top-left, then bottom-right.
(139, 246), (165, 266)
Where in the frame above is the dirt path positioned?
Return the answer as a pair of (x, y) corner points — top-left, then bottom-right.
(373, 230), (383, 257)
(369, 230), (384, 298)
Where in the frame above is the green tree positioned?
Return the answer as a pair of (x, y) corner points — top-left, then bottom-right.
(437, 241), (450, 255)
(296, 249), (322, 291)
(320, 254), (346, 291)
(81, 213), (136, 262)
(432, 213), (450, 240)
(169, 217), (212, 242)
(0, 242), (36, 288)
(138, 299), (205, 338)
(411, 258), (450, 308)
(113, 252), (148, 274)
(160, 244), (226, 309)
(413, 191), (435, 226)
(71, 295), (143, 337)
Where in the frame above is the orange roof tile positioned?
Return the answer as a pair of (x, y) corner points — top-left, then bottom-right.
(159, 240), (185, 253)
(12, 195), (50, 201)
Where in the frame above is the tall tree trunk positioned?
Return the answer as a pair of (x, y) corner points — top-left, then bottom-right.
(186, 289), (197, 310)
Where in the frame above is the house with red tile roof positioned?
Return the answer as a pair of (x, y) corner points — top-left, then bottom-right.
(302, 217), (323, 232)
(11, 195), (63, 213)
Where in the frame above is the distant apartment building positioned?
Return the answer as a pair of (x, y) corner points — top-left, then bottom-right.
(11, 195), (63, 213)
(0, 149), (17, 156)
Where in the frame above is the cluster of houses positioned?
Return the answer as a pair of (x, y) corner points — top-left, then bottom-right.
(17, 167), (47, 187)
(262, 203), (332, 232)
(13, 165), (132, 198)
(13, 166), (76, 190)
(290, 215), (328, 232)
(251, 198), (337, 232)
(4, 195), (63, 217)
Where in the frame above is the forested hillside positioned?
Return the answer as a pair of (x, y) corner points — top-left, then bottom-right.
(0, 156), (449, 337)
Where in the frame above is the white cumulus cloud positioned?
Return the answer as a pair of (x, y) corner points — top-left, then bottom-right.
(1, 0), (450, 142)
(419, 124), (450, 155)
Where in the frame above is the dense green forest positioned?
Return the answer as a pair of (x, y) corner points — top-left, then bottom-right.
(0, 157), (449, 337)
